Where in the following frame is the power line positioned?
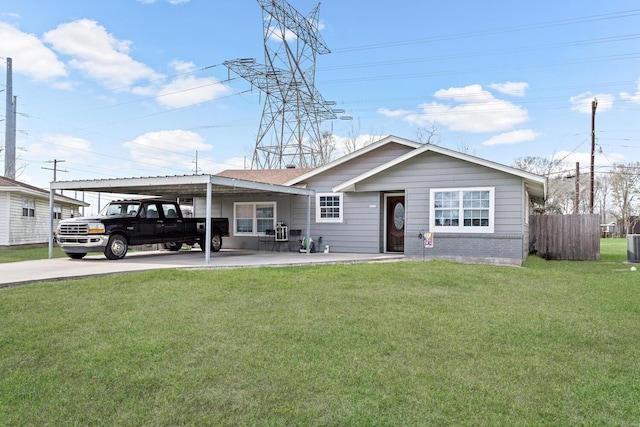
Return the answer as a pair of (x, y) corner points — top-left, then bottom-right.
(331, 9), (640, 53)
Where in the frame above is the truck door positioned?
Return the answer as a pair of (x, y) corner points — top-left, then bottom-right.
(160, 203), (185, 242)
(133, 202), (164, 244)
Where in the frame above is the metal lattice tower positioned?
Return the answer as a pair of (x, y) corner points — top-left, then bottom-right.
(224, 0), (338, 169)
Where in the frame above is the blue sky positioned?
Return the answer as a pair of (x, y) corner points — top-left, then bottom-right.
(2, 0), (640, 206)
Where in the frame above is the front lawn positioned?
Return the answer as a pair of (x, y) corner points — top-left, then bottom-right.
(1, 239), (638, 425)
(0, 246), (65, 263)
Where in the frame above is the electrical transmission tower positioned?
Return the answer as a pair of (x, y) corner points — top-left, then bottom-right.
(224, 0), (342, 169)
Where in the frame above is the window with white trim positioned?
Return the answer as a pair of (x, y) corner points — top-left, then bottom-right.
(234, 202), (276, 235)
(316, 193), (343, 223)
(54, 204), (62, 220)
(22, 198), (35, 217)
(430, 187), (495, 233)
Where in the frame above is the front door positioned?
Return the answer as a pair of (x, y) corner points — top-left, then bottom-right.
(386, 195), (405, 252)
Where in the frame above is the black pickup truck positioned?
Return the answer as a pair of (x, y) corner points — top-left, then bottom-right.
(55, 199), (229, 260)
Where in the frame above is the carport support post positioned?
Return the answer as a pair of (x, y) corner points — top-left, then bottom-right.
(205, 179), (212, 265)
(306, 195), (311, 254)
(48, 188), (54, 259)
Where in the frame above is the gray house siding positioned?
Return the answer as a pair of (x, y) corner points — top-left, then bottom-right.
(286, 142), (417, 253)
(196, 194), (298, 250)
(196, 142), (417, 252)
(303, 151), (530, 264)
(196, 138), (540, 264)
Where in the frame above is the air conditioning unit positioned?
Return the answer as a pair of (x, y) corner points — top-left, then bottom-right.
(627, 234), (640, 263)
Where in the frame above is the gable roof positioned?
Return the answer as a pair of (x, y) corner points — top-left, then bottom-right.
(0, 176), (88, 206)
(331, 142), (547, 199)
(284, 135), (422, 186)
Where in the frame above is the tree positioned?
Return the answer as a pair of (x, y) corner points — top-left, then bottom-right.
(313, 131), (336, 166)
(342, 120), (381, 155)
(595, 172), (612, 225)
(512, 156), (572, 213)
(609, 162), (640, 235)
(415, 121), (442, 145)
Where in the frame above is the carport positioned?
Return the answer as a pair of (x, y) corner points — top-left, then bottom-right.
(49, 174), (315, 264)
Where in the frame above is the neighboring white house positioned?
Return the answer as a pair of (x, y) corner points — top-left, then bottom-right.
(0, 176), (89, 247)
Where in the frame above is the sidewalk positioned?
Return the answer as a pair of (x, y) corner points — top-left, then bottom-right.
(0, 249), (405, 287)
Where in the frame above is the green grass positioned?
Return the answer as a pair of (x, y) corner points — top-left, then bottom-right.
(0, 246), (65, 263)
(1, 239), (639, 425)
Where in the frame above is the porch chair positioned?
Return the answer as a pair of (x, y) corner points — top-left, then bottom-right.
(258, 229), (275, 251)
(288, 229), (302, 251)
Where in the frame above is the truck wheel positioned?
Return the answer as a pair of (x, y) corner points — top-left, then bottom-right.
(67, 252), (86, 260)
(211, 233), (222, 252)
(164, 242), (183, 251)
(105, 234), (128, 260)
(199, 233), (222, 252)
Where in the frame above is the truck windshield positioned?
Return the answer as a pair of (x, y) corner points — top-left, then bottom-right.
(102, 202), (141, 217)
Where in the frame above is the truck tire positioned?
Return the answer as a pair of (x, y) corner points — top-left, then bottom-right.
(67, 252), (86, 260)
(200, 233), (222, 252)
(104, 234), (128, 260)
(164, 242), (183, 251)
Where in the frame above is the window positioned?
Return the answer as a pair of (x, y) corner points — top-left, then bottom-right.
(234, 202), (276, 235)
(430, 188), (494, 233)
(54, 204), (62, 220)
(162, 203), (178, 218)
(22, 198), (35, 217)
(316, 193), (343, 223)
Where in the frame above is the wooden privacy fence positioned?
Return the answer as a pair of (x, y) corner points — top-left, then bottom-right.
(529, 214), (600, 260)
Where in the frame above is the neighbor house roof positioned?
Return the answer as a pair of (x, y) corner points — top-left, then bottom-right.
(0, 176), (89, 206)
(216, 168), (312, 185)
(331, 142), (547, 200)
(284, 135), (423, 186)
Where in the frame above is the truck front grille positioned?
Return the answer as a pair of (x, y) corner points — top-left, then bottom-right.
(59, 223), (89, 235)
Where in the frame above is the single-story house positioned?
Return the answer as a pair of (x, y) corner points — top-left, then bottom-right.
(0, 176), (89, 247)
(48, 135), (546, 265)
(197, 135), (546, 265)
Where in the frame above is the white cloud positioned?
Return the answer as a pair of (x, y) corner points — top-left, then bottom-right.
(488, 81), (529, 97)
(569, 92), (614, 114)
(481, 129), (540, 146)
(197, 156), (245, 174)
(266, 26), (298, 43)
(124, 130), (212, 170)
(26, 134), (93, 163)
(155, 61), (231, 109)
(550, 150), (623, 169)
(381, 84), (528, 133)
(0, 23), (67, 81)
(156, 75), (231, 108)
(43, 19), (161, 89)
(377, 108), (410, 118)
(620, 77), (640, 104)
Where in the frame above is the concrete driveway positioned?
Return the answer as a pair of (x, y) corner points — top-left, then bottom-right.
(0, 249), (405, 287)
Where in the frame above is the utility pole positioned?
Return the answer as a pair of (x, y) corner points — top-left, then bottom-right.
(192, 151), (200, 175)
(590, 98), (598, 214)
(4, 57), (16, 179)
(42, 159), (67, 185)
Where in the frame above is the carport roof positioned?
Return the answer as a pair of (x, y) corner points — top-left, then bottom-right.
(50, 174), (315, 199)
